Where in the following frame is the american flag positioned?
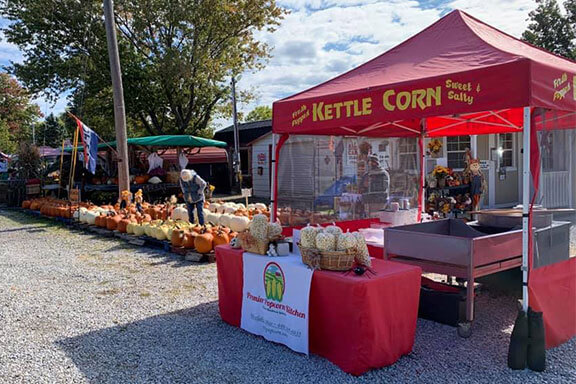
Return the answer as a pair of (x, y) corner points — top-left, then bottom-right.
(74, 116), (99, 174)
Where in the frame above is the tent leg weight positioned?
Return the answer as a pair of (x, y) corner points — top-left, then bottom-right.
(507, 309), (528, 370)
(527, 307), (546, 372)
(457, 322), (472, 338)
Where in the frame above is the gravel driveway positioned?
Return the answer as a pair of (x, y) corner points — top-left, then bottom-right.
(0, 209), (574, 384)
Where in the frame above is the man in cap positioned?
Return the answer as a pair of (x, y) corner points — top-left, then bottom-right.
(179, 169), (207, 225)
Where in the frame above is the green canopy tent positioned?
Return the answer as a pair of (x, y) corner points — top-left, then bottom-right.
(65, 135), (227, 152)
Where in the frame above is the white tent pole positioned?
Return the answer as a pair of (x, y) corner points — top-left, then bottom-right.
(521, 106), (531, 312)
(270, 133), (277, 223)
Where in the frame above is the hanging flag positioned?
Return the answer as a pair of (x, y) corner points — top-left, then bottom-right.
(74, 116), (99, 174)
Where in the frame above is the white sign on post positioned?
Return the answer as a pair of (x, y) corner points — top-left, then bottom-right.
(241, 252), (313, 354)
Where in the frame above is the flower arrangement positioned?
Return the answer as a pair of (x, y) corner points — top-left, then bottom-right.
(427, 139), (443, 155)
(432, 165), (451, 179)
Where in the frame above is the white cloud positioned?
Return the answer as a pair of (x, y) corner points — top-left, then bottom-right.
(231, 0), (538, 123)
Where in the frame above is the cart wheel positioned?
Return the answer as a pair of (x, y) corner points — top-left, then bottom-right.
(457, 323), (472, 338)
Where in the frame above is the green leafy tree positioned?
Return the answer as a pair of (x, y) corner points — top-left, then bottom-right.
(36, 113), (69, 147)
(1, 0), (286, 138)
(0, 72), (41, 152)
(245, 105), (272, 122)
(522, 0), (575, 59)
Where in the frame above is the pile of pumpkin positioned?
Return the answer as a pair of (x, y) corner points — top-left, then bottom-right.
(22, 198), (81, 219)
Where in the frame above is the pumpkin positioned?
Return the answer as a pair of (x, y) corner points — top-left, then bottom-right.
(117, 218), (131, 233)
(86, 211), (99, 225)
(171, 205), (189, 222)
(218, 214), (233, 228)
(30, 201), (40, 210)
(171, 229), (185, 247)
(182, 231), (197, 248)
(22, 200), (31, 209)
(133, 224), (146, 236)
(254, 203), (267, 211)
(194, 232), (214, 254)
(134, 175), (149, 184)
(229, 215), (250, 233)
(126, 222), (137, 234)
(208, 203), (220, 213)
(106, 215), (122, 230)
(213, 229), (230, 247)
(229, 231), (238, 239)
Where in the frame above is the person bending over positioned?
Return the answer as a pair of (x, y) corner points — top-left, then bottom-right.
(179, 169), (206, 225)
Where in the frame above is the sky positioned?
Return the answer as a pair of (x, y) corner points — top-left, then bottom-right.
(0, 0), (537, 126)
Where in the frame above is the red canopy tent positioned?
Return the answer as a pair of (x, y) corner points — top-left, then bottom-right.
(272, 10), (575, 350)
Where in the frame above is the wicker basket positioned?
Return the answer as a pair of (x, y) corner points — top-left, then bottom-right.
(298, 243), (355, 271)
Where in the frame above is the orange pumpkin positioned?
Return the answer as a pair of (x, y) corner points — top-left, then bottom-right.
(30, 201), (40, 210)
(117, 218), (131, 233)
(194, 232), (214, 254)
(106, 215), (122, 230)
(229, 231), (238, 239)
(134, 175), (149, 184)
(213, 230), (230, 247)
(171, 229), (185, 247)
(22, 200), (31, 209)
(182, 231), (197, 249)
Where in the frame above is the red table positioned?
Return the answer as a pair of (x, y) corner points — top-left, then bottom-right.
(216, 245), (421, 375)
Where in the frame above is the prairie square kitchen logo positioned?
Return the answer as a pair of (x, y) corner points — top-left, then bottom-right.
(264, 262), (285, 302)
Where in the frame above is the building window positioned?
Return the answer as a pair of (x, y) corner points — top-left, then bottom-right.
(446, 136), (470, 169)
(498, 133), (514, 168)
(398, 138), (418, 171)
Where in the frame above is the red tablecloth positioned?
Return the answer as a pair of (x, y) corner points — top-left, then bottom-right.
(216, 245), (421, 375)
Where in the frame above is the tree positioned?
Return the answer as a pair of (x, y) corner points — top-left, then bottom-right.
(0, 72), (41, 152)
(522, 0), (575, 59)
(1, 0), (286, 137)
(36, 113), (69, 148)
(245, 105), (272, 122)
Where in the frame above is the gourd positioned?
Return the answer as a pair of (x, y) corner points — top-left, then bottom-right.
(316, 232), (336, 251)
(336, 231), (356, 251)
(250, 214), (269, 241)
(353, 232), (371, 267)
(171, 205), (188, 221)
(325, 225), (342, 237)
(194, 232), (214, 253)
(229, 215), (250, 233)
(300, 225), (317, 248)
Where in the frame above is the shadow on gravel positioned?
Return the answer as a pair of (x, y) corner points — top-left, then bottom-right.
(55, 291), (576, 384)
(0, 225), (48, 233)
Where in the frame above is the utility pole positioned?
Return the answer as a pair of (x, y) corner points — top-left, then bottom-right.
(231, 77), (242, 192)
(103, 0), (130, 195)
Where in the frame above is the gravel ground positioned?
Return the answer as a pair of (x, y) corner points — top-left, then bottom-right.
(0, 209), (574, 384)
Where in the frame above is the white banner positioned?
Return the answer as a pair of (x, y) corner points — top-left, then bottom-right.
(240, 252), (313, 355)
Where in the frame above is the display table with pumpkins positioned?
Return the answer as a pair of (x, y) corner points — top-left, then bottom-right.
(216, 222), (422, 375)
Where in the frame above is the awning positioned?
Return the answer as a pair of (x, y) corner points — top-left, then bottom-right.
(272, 10), (576, 137)
(66, 134), (227, 152)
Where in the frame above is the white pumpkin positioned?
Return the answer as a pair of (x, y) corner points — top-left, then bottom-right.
(254, 203), (267, 211)
(208, 203), (220, 213)
(236, 203), (246, 209)
(218, 213), (233, 228)
(300, 225), (318, 248)
(86, 211), (99, 225)
(148, 176), (162, 184)
(247, 204), (256, 210)
(171, 205), (189, 221)
(224, 206), (236, 214)
(206, 212), (221, 225)
(316, 232), (336, 251)
(229, 216), (250, 233)
(133, 224), (146, 236)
